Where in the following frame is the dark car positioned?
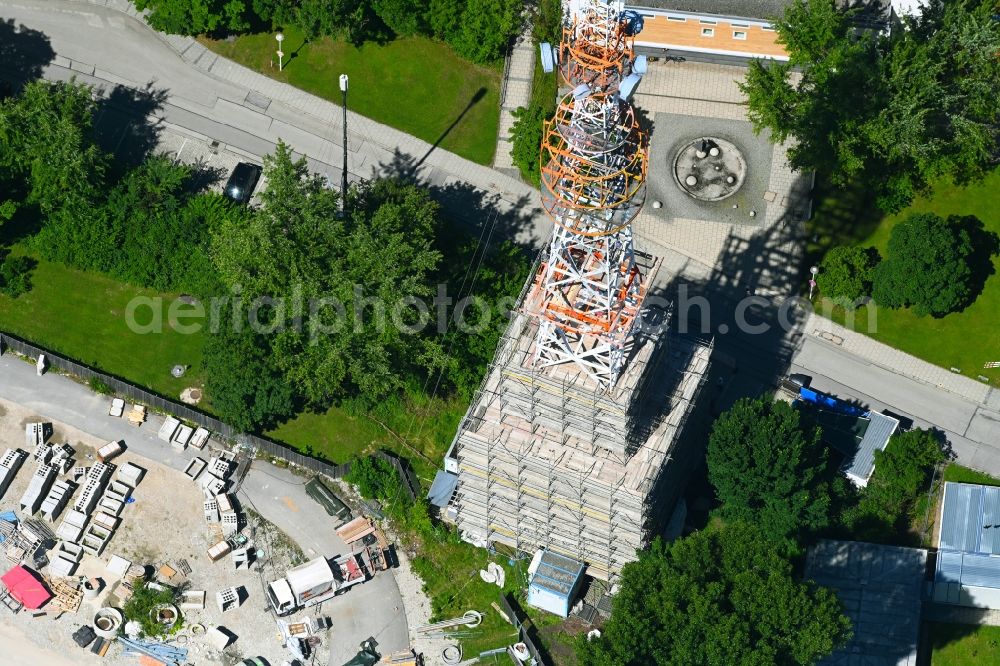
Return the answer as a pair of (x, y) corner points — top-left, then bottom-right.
(224, 162), (262, 204)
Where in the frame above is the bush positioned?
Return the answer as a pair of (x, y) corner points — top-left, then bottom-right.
(872, 213), (976, 317)
(88, 376), (113, 395)
(346, 455), (400, 501)
(509, 103), (547, 186)
(843, 428), (945, 538)
(122, 581), (182, 638)
(816, 245), (879, 306)
(0, 254), (33, 298)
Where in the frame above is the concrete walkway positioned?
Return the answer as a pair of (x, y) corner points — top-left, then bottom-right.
(493, 22), (537, 178)
(0, 352), (410, 664)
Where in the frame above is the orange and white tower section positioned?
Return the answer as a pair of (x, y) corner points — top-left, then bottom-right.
(527, 0), (654, 387)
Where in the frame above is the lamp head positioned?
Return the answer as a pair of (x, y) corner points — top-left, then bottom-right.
(339, 74), (349, 92)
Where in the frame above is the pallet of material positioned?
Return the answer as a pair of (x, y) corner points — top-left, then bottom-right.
(117, 462), (145, 487)
(96, 440), (125, 463)
(109, 398), (125, 418)
(158, 416), (180, 442)
(127, 404), (146, 427)
(189, 427), (209, 450)
(0, 448), (28, 501)
(207, 540), (231, 561)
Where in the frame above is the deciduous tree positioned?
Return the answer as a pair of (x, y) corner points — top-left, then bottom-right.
(816, 245), (880, 305)
(707, 396), (830, 551)
(577, 522), (851, 666)
(872, 213), (975, 316)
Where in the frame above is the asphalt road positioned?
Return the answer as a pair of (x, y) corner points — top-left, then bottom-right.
(0, 352), (409, 664)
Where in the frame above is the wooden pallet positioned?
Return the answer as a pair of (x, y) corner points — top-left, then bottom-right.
(48, 578), (83, 613)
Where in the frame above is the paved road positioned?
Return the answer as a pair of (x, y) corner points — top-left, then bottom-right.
(0, 352), (409, 664)
(0, 0), (547, 245)
(791, 337), (1000, 476)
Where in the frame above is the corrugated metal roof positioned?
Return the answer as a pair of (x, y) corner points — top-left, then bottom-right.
(940, 483), (982, 552)
(427, 470), (459, 508)
(980, 486), (1000, 555)
(843, 412), (899, 483)
(806, 540), (926, 666)
(935, 551), (1000, 589)
(939, 482), (1000, 556)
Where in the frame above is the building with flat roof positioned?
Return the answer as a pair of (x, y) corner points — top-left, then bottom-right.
(934, 482), (1000, 609)
(806, 539), (926, 666)
(626, 0), (893, 63)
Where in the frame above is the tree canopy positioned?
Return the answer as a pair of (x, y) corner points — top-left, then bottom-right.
(741, 0), (1000, 212)
(872, 212), (976, 317)
(130, 0), (524, 64)
(577, 522), (851, 666)
(707, 396), (831, 551)
(843, 428), (945, 539)
(816, 245), (880, 305)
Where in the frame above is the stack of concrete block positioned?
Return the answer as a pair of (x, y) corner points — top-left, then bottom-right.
(25, 423), (46, 450)
(215, 586), (242, 612)
(49, 541), (84, 577)
(116, 462), (145, 487)
(72, 466), (89, 483)
(203, 497), (219, 522)
(19, 464), (56, 515)
(185, 458), (206, 481)
(217, 494), (238, 536)
(199, 473), (226, 496)
(74, 463), (111, 515)
(0, 448), (27, 501)
(49, 444), (74, 474)
(98, 481), (132, 516)
(56, 509), (89, 542)
(158, 416), (180, 442)
(41, 480), (75, 522)
(171, 424), (193, 451)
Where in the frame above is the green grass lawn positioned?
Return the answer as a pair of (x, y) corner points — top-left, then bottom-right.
(810, 169), (1000, 381)
(202, 29), (501, 165)
(0, 250), (462, 478)
(930, 623), (1000, 664)
(0, 254), (206, 400)
(942, 463), (1000, 487)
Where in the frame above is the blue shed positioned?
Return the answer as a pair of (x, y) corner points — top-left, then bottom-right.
(527, 549), (586, 618)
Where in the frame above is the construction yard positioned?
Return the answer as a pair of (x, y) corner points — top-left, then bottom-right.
(0, 396), (333, 665)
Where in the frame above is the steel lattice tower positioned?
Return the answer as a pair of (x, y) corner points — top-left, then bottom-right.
(524, 0), (653, 388)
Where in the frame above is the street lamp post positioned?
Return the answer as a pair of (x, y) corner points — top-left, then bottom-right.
(809, 265), (819, 299)
(275, 32), (284, 71)
(339, 74), (349, 215)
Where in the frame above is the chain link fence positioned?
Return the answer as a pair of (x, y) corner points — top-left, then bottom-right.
(0, 330), (417, 502)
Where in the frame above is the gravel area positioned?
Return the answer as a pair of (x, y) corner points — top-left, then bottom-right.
(0, 397), (332, 666)
(647, 113), (774, 226)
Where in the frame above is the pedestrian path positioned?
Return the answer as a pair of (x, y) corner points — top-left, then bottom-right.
(493, 22), (537, 177)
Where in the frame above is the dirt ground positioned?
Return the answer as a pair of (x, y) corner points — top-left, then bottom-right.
(0, 397), (330, 666)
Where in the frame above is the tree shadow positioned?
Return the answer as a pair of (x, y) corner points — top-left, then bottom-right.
(92, 82), (169, 179)
(0, 18), (55, 96)
(184, 157), (229, 193)
(373, 148), (543, 248)
(951, 214), (1000, 312)
(805, 177), (884, 267)
(416, 87), (488, 167)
